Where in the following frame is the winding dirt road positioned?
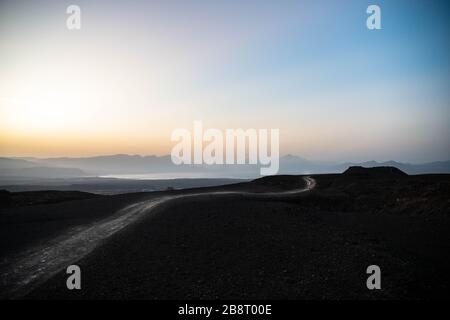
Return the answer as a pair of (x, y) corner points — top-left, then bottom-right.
(0, 176), (316, 299)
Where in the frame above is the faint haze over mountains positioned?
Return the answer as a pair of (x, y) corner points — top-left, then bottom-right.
(1, 155), (449, 181)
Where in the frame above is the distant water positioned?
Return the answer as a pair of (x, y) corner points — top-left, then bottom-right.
(99, 172), (256, 180)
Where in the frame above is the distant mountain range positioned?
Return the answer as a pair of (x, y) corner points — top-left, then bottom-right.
(1, 155), (449, 180)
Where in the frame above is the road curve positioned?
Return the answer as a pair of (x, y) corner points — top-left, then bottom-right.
(0, 176), (316, 299)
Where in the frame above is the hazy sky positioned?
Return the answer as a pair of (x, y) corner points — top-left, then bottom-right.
(0, 0), (449, 162)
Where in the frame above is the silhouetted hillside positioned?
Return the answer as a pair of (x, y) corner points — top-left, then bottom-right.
(0, 190), (101, 208)
(343, 166), (407, 177)
(19, 172), (450, 300)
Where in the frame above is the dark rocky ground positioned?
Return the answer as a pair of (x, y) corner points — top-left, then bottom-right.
(0, 191), (148, 259)
(0, 177), (297, 260)
(1, 169), (449, 299)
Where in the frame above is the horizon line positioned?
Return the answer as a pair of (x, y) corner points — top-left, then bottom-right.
(1, 154), (449, 165)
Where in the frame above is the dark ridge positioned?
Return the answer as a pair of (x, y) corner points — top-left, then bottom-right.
(343, 166), (407, 177)
(0, 190), (12, 207)
(250, 175), (306, 190)
(0, 190), (102, 209)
